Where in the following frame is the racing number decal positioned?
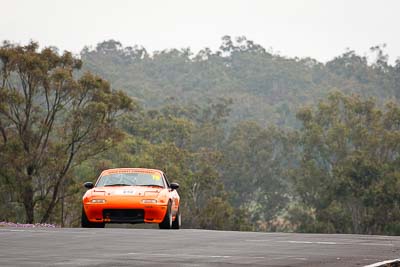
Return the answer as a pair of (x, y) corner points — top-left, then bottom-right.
(152, 173), (161, 180)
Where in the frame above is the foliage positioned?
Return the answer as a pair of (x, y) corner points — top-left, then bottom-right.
(221, 121), (295, 230)
(0, 41), (133, 223)
(292, 92), (400, 234)
(81, 38), (400, 127)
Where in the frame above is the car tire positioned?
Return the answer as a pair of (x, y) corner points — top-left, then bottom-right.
(81, 207), (105, 228)
(172, 207), (181, 229)
(159, 202), (172, 229)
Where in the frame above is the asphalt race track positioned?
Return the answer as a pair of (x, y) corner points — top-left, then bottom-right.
(1, 227), (400, 266)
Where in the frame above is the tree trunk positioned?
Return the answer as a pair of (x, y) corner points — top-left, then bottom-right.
(40, 178), (62, 223)
(60, 185), (65, 227)
(41, 147), (75, 224)
(22, 180), (34, 224)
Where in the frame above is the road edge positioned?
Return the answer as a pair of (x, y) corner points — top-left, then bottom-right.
(364, 259), (400, 267)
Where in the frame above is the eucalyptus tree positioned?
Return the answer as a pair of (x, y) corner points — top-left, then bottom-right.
(0, 41), (133, 223)
(293, 92), (400, 234)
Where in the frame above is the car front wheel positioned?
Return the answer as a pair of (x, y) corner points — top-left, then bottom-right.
(172, 207), (181, 229)
(159, 202), (172, 229)
(81, 207), (105, 228)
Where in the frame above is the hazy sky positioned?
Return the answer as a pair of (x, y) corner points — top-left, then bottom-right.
(1, 0), (399, 63)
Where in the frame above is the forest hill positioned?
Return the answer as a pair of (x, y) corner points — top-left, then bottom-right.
(1, 38), (400, 234)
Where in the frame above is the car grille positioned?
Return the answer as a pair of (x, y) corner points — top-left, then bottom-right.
(103, 209), (145, 223)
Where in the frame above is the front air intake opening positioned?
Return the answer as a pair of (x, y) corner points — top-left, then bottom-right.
(103, 209), (145, 223)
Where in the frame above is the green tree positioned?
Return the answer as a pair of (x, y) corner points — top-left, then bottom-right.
(222, 121), (295, 230)
(0, 41), (133, 223)
(292, 92), (400, 234)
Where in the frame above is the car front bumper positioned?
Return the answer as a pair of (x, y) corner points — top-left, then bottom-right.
(83, 197), (168, 224)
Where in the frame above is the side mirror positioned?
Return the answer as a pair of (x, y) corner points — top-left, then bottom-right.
(170, 182), (179, 190)
(84, 182), (94, 189)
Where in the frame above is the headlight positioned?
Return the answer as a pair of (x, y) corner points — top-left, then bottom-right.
(90, 199), (106, 203)
(141, 199), (157, 204)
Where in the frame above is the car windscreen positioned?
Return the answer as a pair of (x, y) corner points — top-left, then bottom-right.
(96, 172), (165, 187)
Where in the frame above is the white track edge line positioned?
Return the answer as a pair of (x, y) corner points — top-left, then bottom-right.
(364, 258), (400, 267)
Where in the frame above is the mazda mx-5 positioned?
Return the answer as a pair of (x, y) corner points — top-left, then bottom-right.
(82, 168), (181, 229)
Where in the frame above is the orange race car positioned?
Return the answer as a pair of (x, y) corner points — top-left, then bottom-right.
(81, 168), (181, 229)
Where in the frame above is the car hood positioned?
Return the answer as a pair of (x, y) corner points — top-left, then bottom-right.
(91, 186), (162, 197)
